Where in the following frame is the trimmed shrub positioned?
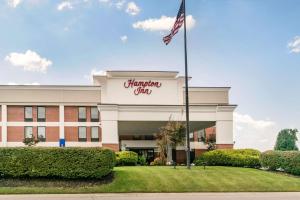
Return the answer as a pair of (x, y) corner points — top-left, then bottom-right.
(115, 151), (138, 166)
(194, 149), (261, 168)
(138, 155), (147, 166)
(260, 150), (300, 175)
(0, 147), (115, 179)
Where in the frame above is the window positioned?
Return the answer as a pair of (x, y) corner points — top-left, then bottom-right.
(91, 127), (99, 142)
(197, 129), (205, 142)
(145, 135), (154, 140)
(91, 107), (99, 122)
(37, 107), (46, 122)
(38, 127), (46, 142)
(24, 127), (33, 139)
(24, 107), (33, 121)
(78, 127), (87, 142)
(78, 107), (86, 122)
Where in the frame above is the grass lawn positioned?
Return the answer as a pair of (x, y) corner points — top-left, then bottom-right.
(0, 166), (300, 193)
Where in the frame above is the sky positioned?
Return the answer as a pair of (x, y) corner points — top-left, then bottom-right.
(0, 0), (299, 151)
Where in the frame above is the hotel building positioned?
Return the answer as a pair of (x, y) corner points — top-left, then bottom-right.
(0, 71), (236, 163)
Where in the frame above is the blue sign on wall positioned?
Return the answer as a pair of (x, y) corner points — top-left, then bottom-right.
(59, 139), (65, 147)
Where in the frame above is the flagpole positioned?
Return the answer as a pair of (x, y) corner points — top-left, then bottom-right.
(183, 0), (191, 169)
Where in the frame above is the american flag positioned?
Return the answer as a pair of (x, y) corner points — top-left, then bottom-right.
(163, 0), (185, 45)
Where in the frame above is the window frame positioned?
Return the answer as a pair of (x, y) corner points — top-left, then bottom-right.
(90, 107), (99, 122)
(24, 126), (33, 139)
(37, 126), (46, 142)
(24, 106), (33, 122)
(78, 126), (87, 142)
(37, 106), (46, 122)
(91, 126), (99, 142)
(78, 107), (87, 122)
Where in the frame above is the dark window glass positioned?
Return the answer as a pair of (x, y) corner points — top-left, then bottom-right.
(91, 127), (99, 142)
(24, 107), (33, 121)
(37, 107), (46, 121)
(78, 107), (86, 121)
(78, 127), (87, 142)
(24, 127), (33, 139)
(91, 107), (99, 122)
(38, 126), (46, 142)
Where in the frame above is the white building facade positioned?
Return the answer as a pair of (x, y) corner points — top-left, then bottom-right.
(0, 71), (236, 163)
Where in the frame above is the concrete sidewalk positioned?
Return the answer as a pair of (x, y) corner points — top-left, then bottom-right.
(0, 193), (300, 200)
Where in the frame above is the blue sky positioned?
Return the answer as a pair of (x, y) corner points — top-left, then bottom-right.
(0, 0), (299, 150)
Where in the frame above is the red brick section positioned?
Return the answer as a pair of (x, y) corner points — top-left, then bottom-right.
(86, 107), (91, 122)
(46, 127), (59, 142)
(46, 106), (59, 122)
(7, 106), (24, 122)
(0, 106), (1, 121)
(216, 144), (234, 149)
(102, 144), (119, 152)
(64, 106), (78, 122)
(7, 127), (24, 142)
(65, 127), (78, 141)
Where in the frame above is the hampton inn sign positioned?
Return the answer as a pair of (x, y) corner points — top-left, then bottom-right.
(0, 70), (236, 163)
(123, 79), (162, 95)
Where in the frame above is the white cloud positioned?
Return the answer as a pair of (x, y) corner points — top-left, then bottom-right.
(120, 35), (128, 43)
(57, 1), (73, 11)
(7, 0), (22, 8)
(126, 1), (140, 16)
(99, 0), (111, 3)
(288, 36), (300, 53)
(5, 50), (52, 73)
(233, 112), (278, 151)
(7, 82), (40, 85)
(115, 0), (126, 10)
(133, 15), (196, 32)
(84, 69), (107, 82)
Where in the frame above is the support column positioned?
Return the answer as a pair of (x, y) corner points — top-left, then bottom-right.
(1, 105), (7, 147)
(59, 105), (65, 140)
(215, 106), (236, 149)
(98, 105), (119, 151)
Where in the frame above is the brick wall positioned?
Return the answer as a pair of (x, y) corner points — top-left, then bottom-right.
(46, 127), (59, 142)
(102, 144), (119, 151)
(64, 106), (78, 122)
(7, 126), (24, 142)
(7, 106), (24, 122)
(216, 144), (233, 149)
(65, 127), (78, 141)
(46, 106), (59, 122)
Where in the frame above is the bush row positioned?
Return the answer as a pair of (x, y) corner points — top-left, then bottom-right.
(260, 150), (300, 175)
(115, 151), (148, 166)
(194, 149), (261, 168)
(0, 147), (115, 179)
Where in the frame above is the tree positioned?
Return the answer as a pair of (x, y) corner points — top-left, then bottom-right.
(274, 129), (299, 151)
(155, 119), (186, 165)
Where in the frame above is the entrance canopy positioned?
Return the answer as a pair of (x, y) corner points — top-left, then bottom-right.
(118, 121), (215, 136)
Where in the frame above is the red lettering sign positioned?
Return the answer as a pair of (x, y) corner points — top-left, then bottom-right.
(124, 79), (162, 95)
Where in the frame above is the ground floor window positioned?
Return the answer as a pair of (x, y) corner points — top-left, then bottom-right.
(37, 126), (46, 142)
(24, 126), (33, 139)
(91, 127), (99, 142)
(78, 127), (87, 142)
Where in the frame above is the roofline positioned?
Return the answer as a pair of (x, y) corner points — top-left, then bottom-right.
(105, 70), (179, 73)
(98, 103), (238, 107)
(0, 85), (100, 87)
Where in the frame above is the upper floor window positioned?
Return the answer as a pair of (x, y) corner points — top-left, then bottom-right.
(91, 107), (99, 122)
(78, 107), (86, 122)
(37, 107), (46, 122)
(24, 126), (33, 139)
(91, 127), (99, 142)
(24, 107), (33, 121)
(78, 127), (87, 142)
(37, 126), (46, 142)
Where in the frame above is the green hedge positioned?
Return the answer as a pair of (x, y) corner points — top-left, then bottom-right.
(194, 149), (261, 168)
(115, 151), (138, 166)
(0, 148), (115, 179)
(260, 150), (300, 175)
